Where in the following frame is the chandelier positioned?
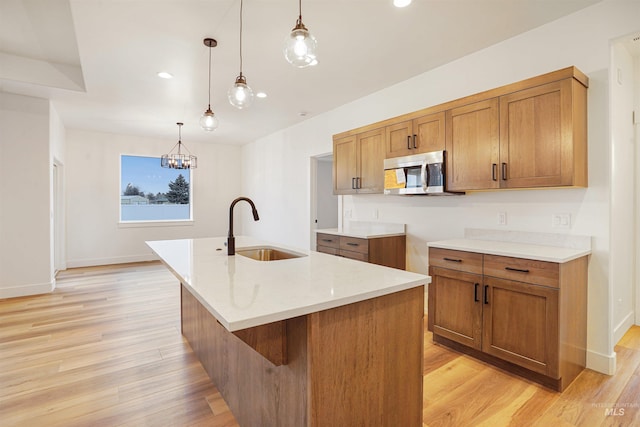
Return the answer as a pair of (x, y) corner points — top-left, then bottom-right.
(161, 122), (197, 169)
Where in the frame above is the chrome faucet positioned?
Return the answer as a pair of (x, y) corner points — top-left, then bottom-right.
(227, 197), (260, 255)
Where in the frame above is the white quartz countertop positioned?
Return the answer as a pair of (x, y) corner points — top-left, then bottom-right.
(316, 221), (406, 238)
(147, 236), (429, 332)
(427, 238), (591, 263)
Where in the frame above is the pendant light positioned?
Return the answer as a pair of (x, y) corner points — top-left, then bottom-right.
(228, 0), (254, 109)
(283, 0), (318, 68)
(199, 38), (219, 131)
(161, 123), (198, 169)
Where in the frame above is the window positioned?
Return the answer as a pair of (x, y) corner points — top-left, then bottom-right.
(120, 155), (192, 222)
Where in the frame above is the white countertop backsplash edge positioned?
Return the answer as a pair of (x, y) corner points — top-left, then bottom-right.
(464, 228), (591, 250)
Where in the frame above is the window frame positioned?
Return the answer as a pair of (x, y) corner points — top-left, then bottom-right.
(118, 153), (195, 226)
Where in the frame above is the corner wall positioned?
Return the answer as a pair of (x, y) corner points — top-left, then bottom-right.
(241, 0), (640, 374)
(0, 92), (54, 297)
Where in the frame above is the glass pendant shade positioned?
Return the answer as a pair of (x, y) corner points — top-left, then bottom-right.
(199, 108), (219, 131)
(284, 22), (318, 68)
(228, 74), (254, 109)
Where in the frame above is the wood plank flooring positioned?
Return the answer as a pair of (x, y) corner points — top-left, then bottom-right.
(1, 262), (639, 426)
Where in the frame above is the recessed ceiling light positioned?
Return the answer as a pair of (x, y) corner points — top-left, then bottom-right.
(256, 92), (267, 98)
(157, 71), (174, 79)
(393, 0), (412, 7)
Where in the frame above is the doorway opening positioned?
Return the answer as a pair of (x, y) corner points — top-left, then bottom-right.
(310, 153), (338, 250)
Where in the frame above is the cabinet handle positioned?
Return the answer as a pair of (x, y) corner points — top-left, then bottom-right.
(413, 134), (417, 149)
(492, 163), (497, 181)
(484, 285), (489, 304)
(321, 239), (333, 243)
(356, 177), (361, 189)
(346, 242), (359, 247)
(407, 135), (411, 150)
(474, 283), (479, 302)
(505, 266), (530, 273)
(502, 163), (507, 181)
(351, 177), (355, 189)
(443, 257), (462, 263)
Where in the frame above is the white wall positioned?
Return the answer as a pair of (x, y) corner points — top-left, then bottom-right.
(241, 0), (640, 374)
(610, 40), (636, 344)
(65, 129), (242, 267)
(0, 92), (54, 297)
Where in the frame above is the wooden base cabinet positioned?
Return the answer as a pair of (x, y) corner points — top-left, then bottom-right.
(428, 247), (587, 391)
(317, 233), (406, 270)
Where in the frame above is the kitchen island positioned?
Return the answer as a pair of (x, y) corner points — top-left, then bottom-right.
(147, 236), (429, 427)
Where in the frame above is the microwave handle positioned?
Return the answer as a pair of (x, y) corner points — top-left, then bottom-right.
(421, 161), (428, 191)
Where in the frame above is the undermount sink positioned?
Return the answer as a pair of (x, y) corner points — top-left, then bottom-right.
(236, 246), (306, 261)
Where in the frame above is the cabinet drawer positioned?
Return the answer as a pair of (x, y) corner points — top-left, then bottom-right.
(340, 236), (369, 255)
(317, 245), (339, 255)
(317, 233), (340, 249)
(339, 250), (368, 262)
(429, 248), (482, 275)
(484, 255), (559, 288)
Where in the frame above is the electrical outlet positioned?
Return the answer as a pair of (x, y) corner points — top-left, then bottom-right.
(552, 213), (571, 229)
(344, 209), (352, 219)
(497, 212), (507, 226)
(373, 208), (379, 219)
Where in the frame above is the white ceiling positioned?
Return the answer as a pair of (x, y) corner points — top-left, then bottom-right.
(0, 0), (603, 146)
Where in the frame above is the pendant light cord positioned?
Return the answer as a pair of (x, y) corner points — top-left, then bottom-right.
(239, 0), (244, 76)
(207, 46), (212, 108)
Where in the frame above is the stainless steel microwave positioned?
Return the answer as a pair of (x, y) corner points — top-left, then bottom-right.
(383, 151), (461, 195)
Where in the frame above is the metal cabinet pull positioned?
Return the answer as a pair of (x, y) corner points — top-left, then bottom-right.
(492, 164), (497, 181)
(502, 163), (507, 180)
(505, 266), (530, 273)
(484, 285), (489, 304)
(346, 242), (359, 247)
(407, 136), (411, 149)
(413, 134), (417, 149)
(321, 239), (333, 243)
(443, 257), (462, 263)
(351, 177), (355, 189)
(474, 283), (479, 302)
(356, 177), (361, 189)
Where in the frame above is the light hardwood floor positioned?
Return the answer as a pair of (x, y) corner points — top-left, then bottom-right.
(1, 263), (638, 426)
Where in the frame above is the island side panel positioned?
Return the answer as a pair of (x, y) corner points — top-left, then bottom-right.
(307, 285), (424, 427)
(180, 285), (308, 426)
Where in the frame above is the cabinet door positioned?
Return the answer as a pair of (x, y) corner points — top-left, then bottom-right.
(482, 276), (559, 378)
(446, 98), (499, 191)
(357, 128), (385, 193)
(499, 79), (575, 188)
(333, 135), (358, 195)
(429, 267), (482, 350)
(413, 111), (445, 154)
(385, 120), (413, 158)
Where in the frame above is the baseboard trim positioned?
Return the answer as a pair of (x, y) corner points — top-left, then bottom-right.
(66, 254), (158, 269)
(0, 279), (55, 299)
(613, 311), (635, 345)
(586, 349), (617, 375)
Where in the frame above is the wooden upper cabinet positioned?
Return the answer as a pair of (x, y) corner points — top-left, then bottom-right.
(334, 67), (588, 194)
(385, 112), (445, 158)
(499, 79), (587, 188)
(333, 135), (358, 194)
(446, 98), (500, 191)
(333, 128), (385, 195)
(357, 128), (386, 193)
